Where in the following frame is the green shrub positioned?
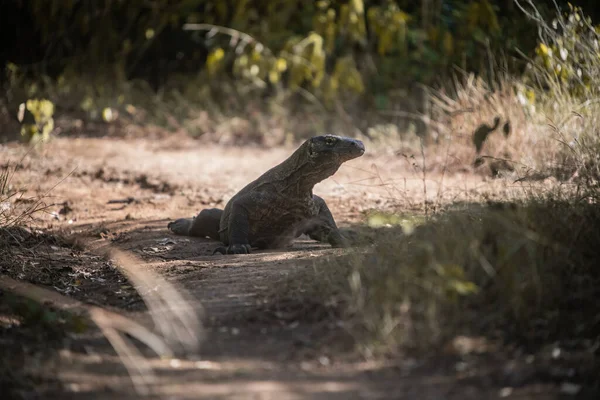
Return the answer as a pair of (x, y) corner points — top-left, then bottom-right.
(17, 98), (54, 144)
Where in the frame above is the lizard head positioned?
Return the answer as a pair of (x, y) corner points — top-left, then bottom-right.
(307, 135), (365, 164)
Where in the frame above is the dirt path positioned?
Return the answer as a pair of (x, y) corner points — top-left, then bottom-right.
(1, 137), (560, 399)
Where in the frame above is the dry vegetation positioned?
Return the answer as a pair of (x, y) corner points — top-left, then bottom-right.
(1, 168), (204, 397)
(264, 6), (600, 392)
(262, 77), (600, 392)
(1, 2), (600, 398)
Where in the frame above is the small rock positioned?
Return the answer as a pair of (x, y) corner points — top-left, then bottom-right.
(560, 382), (582, 396)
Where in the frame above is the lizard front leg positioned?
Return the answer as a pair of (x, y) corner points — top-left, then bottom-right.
(305, 195), (350, 248)
(213, 196), (254, 255)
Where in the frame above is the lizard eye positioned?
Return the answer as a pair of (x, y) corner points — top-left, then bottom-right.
(324, 137), (337, 146)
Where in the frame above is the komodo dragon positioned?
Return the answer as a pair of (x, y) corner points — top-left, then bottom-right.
(168, 135), (365, 254)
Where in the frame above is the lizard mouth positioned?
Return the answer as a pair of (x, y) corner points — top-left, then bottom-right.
(346, 139), (365, 158)
(357, 143), (365, 155)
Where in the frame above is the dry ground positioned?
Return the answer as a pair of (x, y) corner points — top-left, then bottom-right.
(0, 135), (566, 399)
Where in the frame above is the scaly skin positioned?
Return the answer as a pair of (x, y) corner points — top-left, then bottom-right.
(168, 135), (365, 254)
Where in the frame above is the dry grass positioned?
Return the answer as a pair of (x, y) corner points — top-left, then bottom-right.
(0, 223), (206, 399)
(2, 5), (599, 395)
(269, 192), (600, 358)
(427, 72), (570, 179)
(267, 87), (600, 366)
(1, 160), (204, 397)
(0, 162), (50, 229)
(267, 5), (600, 365)
(425, 1), (600, 182)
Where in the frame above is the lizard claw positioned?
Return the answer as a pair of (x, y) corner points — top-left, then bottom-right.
(213, 244), (252, 255)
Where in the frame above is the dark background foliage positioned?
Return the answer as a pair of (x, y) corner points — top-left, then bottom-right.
(1, 0), (596, 91)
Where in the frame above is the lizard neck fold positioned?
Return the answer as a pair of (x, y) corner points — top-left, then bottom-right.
(271, 141), (341, 196)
